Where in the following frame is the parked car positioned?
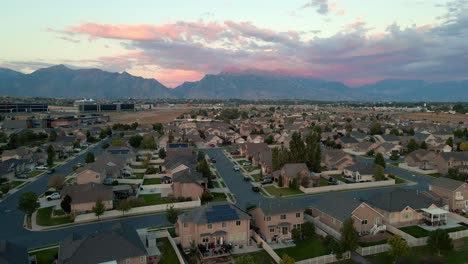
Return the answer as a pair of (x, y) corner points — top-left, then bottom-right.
(47, 168), (55, 174)
(35, 166), (48, 170)
(209, 144), (216, 148)
(230, 151), (240, 155)
(261, 178), (273, 185)
(16, 174), (28, 179)
(233, 166), (240, 171)
(210, 158), (216, 163)
(46, 192), (61, 201)
(244, 176), (251, 182)
(252, 186), (260, 192)
(328, 177), (338, 185)
(242, 162), (252, 166)
(211, 174), (217, 180)
(75, 163), (83, 168)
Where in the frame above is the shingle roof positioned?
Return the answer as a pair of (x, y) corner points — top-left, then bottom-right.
(179, 202), (250, 225)
(282, 163), (309, 177)
(172, 168), (206, 184)
(344, 162), (376, 175)
(61, 183), (113, 204)
(431, 177), (465, 191)
(58, 222), (147, 264)
(254, 199), (304, 215)
(312, 195), (362, 222)
(364, 189), (441, 212)
(439, 152), (468, 162)
(0, 240), (29, 264)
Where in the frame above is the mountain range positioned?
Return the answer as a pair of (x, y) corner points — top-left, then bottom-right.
(0, 65), (467, 101)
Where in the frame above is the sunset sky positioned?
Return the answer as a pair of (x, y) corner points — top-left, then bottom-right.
(1, 0), (467, 87)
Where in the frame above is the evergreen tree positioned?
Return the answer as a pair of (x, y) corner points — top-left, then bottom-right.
(374, 153), (386, 168)
(388, 235), (410, 262)
(375, 165), (385, 181)
(289, 132), (305, 163)
(407, 139), (419, 153)
(47, 145), (54, 167)
(49, 130), (57, 142)
(446, 137), (453, 148)
(427, 229), (453, 256)
(420, 141), (428, 150)
(340, 218), (358, 252)
(272, 147), (280, 171)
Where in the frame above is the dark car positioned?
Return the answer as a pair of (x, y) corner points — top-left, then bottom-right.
(244, 176), (251, 182)
(252, 186), (260, 192)
(328, 177), (338, 185)
(210, 158), (216, 163)
(16, 174), (28, 179)
(231, 151), (240, 155)
(261, 178), (273, 185)
(47, 168), (55, 174)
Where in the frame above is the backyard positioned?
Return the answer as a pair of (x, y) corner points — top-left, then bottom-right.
(36, 207), (73, 226)
(138, 194), (174, 206)
(142, 178), (161, 185)
(158, 237), (179, 264)
(274, 235), (331, 261)
(233, 250), (276, 264)
(264, 185), (303, 196)
(29, 246), (59, 264)
(399, 225), (468, 238)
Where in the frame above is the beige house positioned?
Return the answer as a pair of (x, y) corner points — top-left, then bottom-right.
(75, 169), (103, 185)
(433, 152), (468, 174)
(60, 183), (114, 214)
(249, 200), (304, 243)
(365, 189), (446, 227)
(322, 150), (355, 170)
(405, 149), (438, 171)
(172, 168), (206, 200)
(310, 195), (385, 236)
(429, 177), (468, 211)
(343, 163), (380, 182)
(273, 163), (318, 188)
(176, 202), (251, 249)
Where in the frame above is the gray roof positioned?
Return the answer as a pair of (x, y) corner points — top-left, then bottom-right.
(338, 136), (359, 144)
(61, 183), (113, 204)
(312, 195), (362, 222)
(282, 163), (309, 177)
(431, 177), (465, 191)
(179, 202), (250, 224)
(0, 240), (29, 264)
(58, 222), (147, 264)
(364, 189), (441, 212)
(381, 134), (400, 142)
(172, 168), (206, 184)
(344, 162), (376, 175)
(254, 199), (304, 215)
(439, 152), (468, 162)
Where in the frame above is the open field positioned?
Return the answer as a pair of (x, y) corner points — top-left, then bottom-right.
(107, 109), (188, 126)
(398, 112), (468, 123)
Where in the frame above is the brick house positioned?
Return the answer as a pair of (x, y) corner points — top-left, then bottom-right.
(428, 177), (468, 211)
(176, 202), (251, 249)
(249, 200), (304, 243)
(273, 163), (319, 188)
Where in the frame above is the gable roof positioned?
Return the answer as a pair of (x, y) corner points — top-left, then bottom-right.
(58, 223), (147, 264)
(431, 177), (465, 191)
(61, 183), (113, 204)
(0, 240), (29, 264)
(253, 199), (304, 215)
(312, 195), (363, 222)
(179, 202), (250, 225)
(172, 168), (206, 184)
(344, 162), (376, 175)
(364, 189), (441, 212)
(282, 163), (309, 177)
(439, 152), (468, 162)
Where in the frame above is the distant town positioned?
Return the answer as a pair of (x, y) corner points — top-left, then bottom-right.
(0, 98), (467, 264)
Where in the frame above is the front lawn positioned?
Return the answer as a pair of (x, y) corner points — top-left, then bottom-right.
(274, 235), (331, 261)
(233, 250), (276, 264)
(210, 192), (227, 203)
(133, 173), (145, 179)
(36, 207), (73, 226)
(251, 173), (262, 181)
(132, 165), (146, 169)
(29, 246), (59, 264)
(428, 173), (443, 178)
(143, 178), (161, 185)
(244, 166), (260, 172)
(445, 225), (468, 233)
(319, 177), (329, 186)
(212, 181), (221, 188)
(158, 237), (179, 264)
(138, 194), (174, 206)
(28, 170), (43, 178)
(264, 186), (303, 196)
(399, 226), (430, 238)
(395, 177), (406, 184)
(220, 181), (226, 187)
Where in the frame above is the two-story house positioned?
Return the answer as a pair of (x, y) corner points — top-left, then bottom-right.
(429, 177), (468, 211)
(433, 152), (468, 174)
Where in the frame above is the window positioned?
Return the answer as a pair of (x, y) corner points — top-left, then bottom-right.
(207, 224), (212, 229)
(183, 223), (188, 229)
(280, 214), (286, 220)
(266, 216), (271, 222)
(269, 228), (275, 233)
(202, 237), (209, 243)
(140, 256), (146, 263)
(296, 212), (301, 218)
(465, 200), (468, 208)
(236, 220), (241, 226)
(293, 224), (301, 230)
(374, 217), (380, 225)
(187, 235), (192, 242)
(222, 222), (227, 228)
(361, 220), (368, 225)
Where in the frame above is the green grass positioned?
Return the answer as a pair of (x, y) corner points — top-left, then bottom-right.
(36, 207), (73, 226)
(264, 185), (303, 196)
(210, 192), (228, 203)
(251, 173), (262, 181)
(220, 181), (226, 187)
(28, 170), (44, 178)
(159, 237), (179, 264)
(52, 209), (66, 216)
(232, 155), (243, 159)
(133, 173), (144, 179)
(212, 181), (221, 188)
(142, 178), (161, 185)
(445, 225), (468, 233)
(236, 159), (249, 164)
(245, 166), (260, 172)
(319, 177), (329, 186)
(274, 235), (331, 261)
(399, 226), (430, 238)
(138, 194), (174, 206)
(132, 165), (146, 169)
(428, 173), (443, 178)
(330, 174), (347, 183)
(1, 180), (25, 190)
(395, 177), (406, 184)
(65, 177), (75, 183)
(227, 193), (235, 203)
(391, 162), (399, 166)
(29, 247), (59, 264)
(366, 237), (468, 264)
(359, 238), (388, 247)
(233, 250), (276, 264)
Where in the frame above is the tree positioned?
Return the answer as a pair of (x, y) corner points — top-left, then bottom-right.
(168, 130), (174, 143)
(427, 229), (453, 256)
(272, 147), (280, 171)
(459, 142), (468, 151)
(407, 139), (419, 153)
(446, 137), (453, 148)
(156, 148), (166, 159)
(265, 134), (274, 144)
(99, 129), (108, 139)
(61, 195), (72, 214)
(390, 151), (399, 161)
(49, 130), (57, 142)
(301, 221), (315, 238)
(235, 255), (255, 264)
(278, 173), (283, 187)
(375, 165), (385, 181)
(166, 205), (178, 224)
(340, 217), (358, 252)
(111, 137), (125, 147)
(117, 199), (131, 216)
(201, 190), (214, 203)
(92, 198), (106, 220)
(324, 235), (345, 259)
(289, 132), (305, 163)
(18, 192), (39, 217)
(129, 135), (143, 148)
(141, 135), (157, 149)
(279, 254), (295, 264)
(85, 152), (95, 163)
(197, 159), (211, 178)
(374, 153), (386, 168)
(388, 235), (410, 262)
(1, 183), (10, 195)
(370, 122), (382, 135)
(291, 228), (301, 240)
(47, 145), (54, 167)
(420, 141), (428, 150)
(153, 123), (164, 134)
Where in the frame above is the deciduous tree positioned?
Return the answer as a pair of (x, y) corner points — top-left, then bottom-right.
(388, 235), (410, 262)
(92, 198), (106, 220)
(340, 218), (358, 252)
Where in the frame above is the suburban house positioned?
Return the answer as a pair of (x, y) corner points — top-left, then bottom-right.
(250, 148), (272, 175)
(310, 195), (385, 236)
(247, 135), (265, 144)
(175, 202), (251, 249)
(352, 141), (376, 155)
(374, 142), (403, 157)
(374, 134), (400, 144)
(322, 150), (355, 170)
(1, 148), (33, 161)
(0, 158), (35, 181)
(343, 163), (381, 182)
(239, 143), (270, 161)
(433, 152), (468, 174)
(428, 177), (468, 211)
(335, 136), (359, 149)
(405, 149), (438, 171)
(60, 183), (114, 214)
(249, 200), (304, 243)
(75, 155), (132, 184)
(57, 223), (159, 264)
(172, 168), (206, 200)
(364, 189), (446, 227)
(273, 163), (319, 188)
(0, 240), (29, 264)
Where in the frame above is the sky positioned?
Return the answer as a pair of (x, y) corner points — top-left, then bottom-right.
(1, 0), (468, 87)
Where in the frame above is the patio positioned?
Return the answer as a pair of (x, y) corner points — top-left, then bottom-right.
(419, 216), (464, 231)
(269, 240), (296, 250)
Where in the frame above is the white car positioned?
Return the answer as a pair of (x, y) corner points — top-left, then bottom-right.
(233, 166), (240, 171)
(35, 166), (48, 170)
(242, 162), (252, 166)
(46, 192), (61, 201)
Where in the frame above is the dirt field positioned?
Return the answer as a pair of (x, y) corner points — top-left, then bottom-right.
(48, 105), (78, 110)
(107, 108), (188, 126)
(399, 112), (468, 123)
